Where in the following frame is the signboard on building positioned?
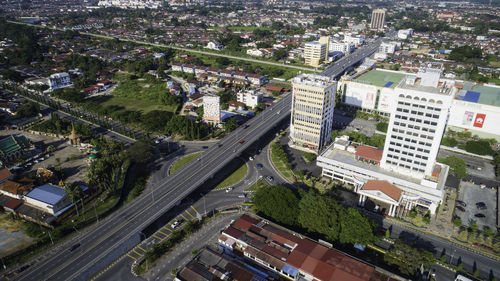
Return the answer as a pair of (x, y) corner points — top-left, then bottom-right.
(473, 113), (486, 128)
(462, 111), (474, 126)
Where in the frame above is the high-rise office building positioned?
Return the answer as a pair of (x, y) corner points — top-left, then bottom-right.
(370, 9), (386, 30)
(290, 74), (337, 154)
(304, 41), (327, 67)
(380, 69), (454, 179)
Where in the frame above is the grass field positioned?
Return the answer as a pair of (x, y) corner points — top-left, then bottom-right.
(170, 152), (202, 174)
(247, 178), (270, 191)
(100, 95), (178, 113)
(214, 161), (248, 190)
(105, 73), (178, 114)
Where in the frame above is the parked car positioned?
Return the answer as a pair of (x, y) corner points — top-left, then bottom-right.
(455, 206), (466, 212)
(474, 213), (486, 218)
(238, 194), (246, 198)
(476, 202), (487, 210)
(171, 220), (181, 229)
(456, 200), (466, 208)
(256, 163), (263, 170)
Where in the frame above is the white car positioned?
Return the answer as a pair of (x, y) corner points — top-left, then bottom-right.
(249, 156), (254, 161)
(226, 187), (233, 193)
(171, 220), (180, 228)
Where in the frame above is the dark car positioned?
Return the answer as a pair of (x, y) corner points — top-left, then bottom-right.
(476, 202), (487, 210)
(455, 206), (466, 212)
(69, 243), (81, 252)
(256, 163), (263, 170)
(474, 213), (486, 218)
(456, 200), (467, 208)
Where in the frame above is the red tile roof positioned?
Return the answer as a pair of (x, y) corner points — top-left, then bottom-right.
(362, 180), (402, 202)
(355, 145), (383, 162)
(0, 169), (12, 182)
(4, 198), (22, 210)
(233, 214), (259, 231)
(223, 226), (244, 240)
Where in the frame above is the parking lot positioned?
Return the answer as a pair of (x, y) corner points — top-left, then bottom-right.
(455, 182), (497, 232)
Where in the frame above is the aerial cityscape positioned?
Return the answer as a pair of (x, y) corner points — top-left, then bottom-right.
(0, 0), (499, 281)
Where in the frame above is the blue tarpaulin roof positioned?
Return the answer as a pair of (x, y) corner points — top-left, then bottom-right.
(383, 81), (394, 88)
(282, 264), (299, 277)
(26, 184), (67, 205)
(458, 91), (481, 103)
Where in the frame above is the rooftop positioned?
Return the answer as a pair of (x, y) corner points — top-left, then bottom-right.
(362, 180), (402, 201)
(355, 145), (383, 162)
(25, 184), (67, 206)
(353, 69), (405, 89)
(456, 84), (500, 107)
(293, 74), (335, 88)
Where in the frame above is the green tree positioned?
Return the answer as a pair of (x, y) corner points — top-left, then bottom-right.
(453, 217), (462, 227)
(384, 239), (436, 276)
(376, 122), (388, 133)
(441, 137), (458, 147)
(437, 156), (467, 178)
(298, 191), (340, 241)
(127, 140), (154, 164)
(223, 117), (238, 133)
(252, 185), (299, 226)
(339, 208), (375, 245)
(464, 140), (494, 155)
(272, 49), (287, 61)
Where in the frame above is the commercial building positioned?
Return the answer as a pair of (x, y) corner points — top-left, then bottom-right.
(24, 184), (72, 216)
(447, 83), (500, 140)
(237, 90), (263, 108)
(319, 71), (455, 215)
(203, 95), (221, 123)
(290, 74), (337, 154)
(219, 214), (398, 281)
(370, 9), (386, 30)
(47, 72), (72, 91)
(378, 42), (399, 54)
(175, 247), (271, 281)
(303, 41), (327, 67)
(330, 42), (354, 55)
(340, 68), (500, 140)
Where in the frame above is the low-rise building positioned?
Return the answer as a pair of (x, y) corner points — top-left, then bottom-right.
(247, 73), (264, 86)
(219, 214), (398, 281)
(48, 72), (72, 91)
(24, 184), (72, 216)
(205, 41), (225, 50)
(237, 90), (263, 108)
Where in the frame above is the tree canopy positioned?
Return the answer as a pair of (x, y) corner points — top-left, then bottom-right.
(384, 239), (435, 276)
(252, 185), (300, 226)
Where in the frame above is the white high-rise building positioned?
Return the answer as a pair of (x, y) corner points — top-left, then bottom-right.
(380, 69), (454, 179)
(303, 41), (327, 67)
(371, 9), (386, 30)
(290, 74), (337, 154)
(203, 95), (221, 123)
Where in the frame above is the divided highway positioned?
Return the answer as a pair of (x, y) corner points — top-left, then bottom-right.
(15, 95), (292, 281)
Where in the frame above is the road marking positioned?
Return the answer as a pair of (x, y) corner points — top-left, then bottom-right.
(190, 205), (199, 214)
(127, 254), (136, 261)
(137, 245), (147, 252)
(5, 276), (10, 280)
(180, 214), (189, 221)
(162, 227), (172, 232)
(158, 230), (168, 236)
(132, 249), (142, 257)
(185, 210), (195, 219)
(152, 234), (163, 240)
(22, 93), (291, 281)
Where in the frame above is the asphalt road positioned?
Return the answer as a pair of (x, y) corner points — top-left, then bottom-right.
(13, 94), (292, 281)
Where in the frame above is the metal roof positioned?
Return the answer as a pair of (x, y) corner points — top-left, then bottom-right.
(25, 184), (67, 206)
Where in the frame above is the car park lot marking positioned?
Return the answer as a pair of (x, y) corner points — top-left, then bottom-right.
(127, 254), (137, 261)
(180, 214), (188, 221)
(185, 210), (195, 219)
(137, 245), (147, 252)
(190, 205), (200, 214)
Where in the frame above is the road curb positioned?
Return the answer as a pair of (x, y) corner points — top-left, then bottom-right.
(267, 142), (293, 184)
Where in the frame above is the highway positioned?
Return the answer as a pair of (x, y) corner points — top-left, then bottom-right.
(321, 37), (383, 78)
(14, 94), (292, 281)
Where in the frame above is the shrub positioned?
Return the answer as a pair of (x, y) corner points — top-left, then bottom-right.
(464, 140), (494, 155)
(441, 137), (458, 147)
(376, 122), (388, 133)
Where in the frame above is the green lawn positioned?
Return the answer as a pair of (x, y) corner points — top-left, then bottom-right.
(105, 73), (178, 114)
(170, 152), (202, 174)
(214, 161), (248, 190)
(270, 143), (294, 181)
(247, 178), (270, 191)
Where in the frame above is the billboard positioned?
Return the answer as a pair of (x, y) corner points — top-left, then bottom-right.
(473, 113), (486, 128)
(462, 111), (474, 126)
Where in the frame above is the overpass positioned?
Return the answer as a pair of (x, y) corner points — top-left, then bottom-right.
(15, 95), (292, 281)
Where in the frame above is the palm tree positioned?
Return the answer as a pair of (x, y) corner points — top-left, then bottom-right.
(66, 184), (83, 217)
